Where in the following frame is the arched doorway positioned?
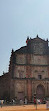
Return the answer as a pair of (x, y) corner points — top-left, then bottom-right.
(36, 84), (45, 99)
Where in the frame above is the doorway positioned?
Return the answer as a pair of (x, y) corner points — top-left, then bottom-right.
(36, 84), (45, 99)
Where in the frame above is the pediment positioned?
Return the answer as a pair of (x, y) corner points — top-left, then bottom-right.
(33, 35), (45, 43)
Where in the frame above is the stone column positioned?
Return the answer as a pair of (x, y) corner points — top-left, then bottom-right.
(27, 80), (32, 102)
(26, 54), (32, 102)
(24, 80), (27, 97)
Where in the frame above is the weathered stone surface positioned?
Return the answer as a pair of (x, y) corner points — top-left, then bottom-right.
(0, 36), (49, 102)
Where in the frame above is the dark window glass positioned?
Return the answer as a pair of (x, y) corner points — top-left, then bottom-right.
(38, 75), (42, 79)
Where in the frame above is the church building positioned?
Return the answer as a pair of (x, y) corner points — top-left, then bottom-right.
(0, 35), (49, 102)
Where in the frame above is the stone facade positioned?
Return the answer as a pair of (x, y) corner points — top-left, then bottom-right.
(0, 35), (49, 102)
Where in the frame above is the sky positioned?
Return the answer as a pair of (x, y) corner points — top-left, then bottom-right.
(0, 0), (49, 75)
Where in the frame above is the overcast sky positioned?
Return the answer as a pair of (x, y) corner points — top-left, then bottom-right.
(0, 0), (49, 75)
